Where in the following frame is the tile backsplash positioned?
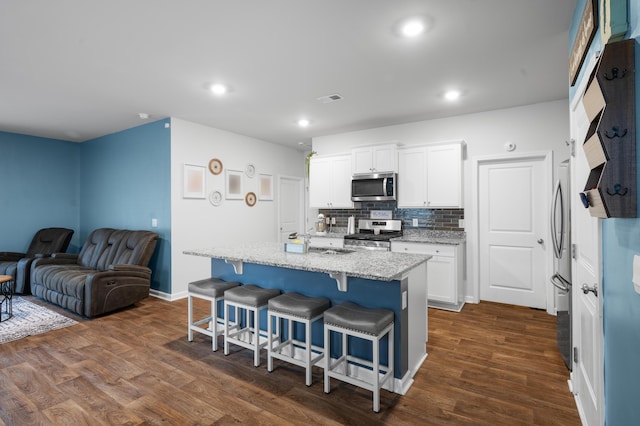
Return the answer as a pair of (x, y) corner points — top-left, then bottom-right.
(318, 201), (464, 231)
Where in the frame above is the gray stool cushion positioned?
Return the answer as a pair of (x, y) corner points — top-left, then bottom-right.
(224, 284), (281, 307)
(324, 302), (394, 336)
(269, 292), (330, 319)
(189, 278), (241, 298)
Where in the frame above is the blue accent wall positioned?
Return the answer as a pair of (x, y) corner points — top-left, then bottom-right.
(80, 119), (172, 293)
(0, 131), (81, 251)
(571, 1), (640, 424)
(601, 4), (640, 424)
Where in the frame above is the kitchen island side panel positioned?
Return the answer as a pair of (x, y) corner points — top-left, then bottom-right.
(211, 258), (409, 378)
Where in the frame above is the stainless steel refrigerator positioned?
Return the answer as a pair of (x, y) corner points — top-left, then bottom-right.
(550, 159), (572, 370)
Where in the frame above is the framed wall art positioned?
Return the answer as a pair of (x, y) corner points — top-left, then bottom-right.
(183, 164), (206, 199)
(258, 174), (273, 200)
(226, 169), (244, 199)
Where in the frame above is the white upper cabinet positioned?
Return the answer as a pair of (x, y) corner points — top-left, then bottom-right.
(351, 144), (398, 174)
(397, 147), (427, 208)
(426, 144), (462, 208)
(309, 154), (354, 208)
(398, 142), (463, 208)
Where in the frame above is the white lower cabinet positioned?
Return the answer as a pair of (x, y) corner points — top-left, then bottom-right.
(391, 241), (465, 311)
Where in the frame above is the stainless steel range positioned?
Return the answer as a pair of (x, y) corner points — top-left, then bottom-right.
(343, 219), (402, 251)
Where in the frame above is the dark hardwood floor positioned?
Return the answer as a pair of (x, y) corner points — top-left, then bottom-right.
(0, 296), (581, 425)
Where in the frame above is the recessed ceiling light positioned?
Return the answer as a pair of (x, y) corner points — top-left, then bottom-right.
(444, 90), (461, 101)
(401, 20), (425, 37)
(210, 84), (227, 95)
(297, 118), (310, 127)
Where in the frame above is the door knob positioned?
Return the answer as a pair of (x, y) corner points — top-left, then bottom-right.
(581, 283), (598, 297)
(537, 238), (544, 244)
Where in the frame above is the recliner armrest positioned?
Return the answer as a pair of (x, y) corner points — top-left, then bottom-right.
(51, 253), (79, 260)
(0, 251), (26, 262)
(31, 255), (78, 269)
(84, 267), (153, 317)
(108, 264), (151, 274)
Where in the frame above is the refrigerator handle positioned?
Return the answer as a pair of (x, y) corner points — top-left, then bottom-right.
(551, 273), (570, 292)
(550, 179), (563, 259)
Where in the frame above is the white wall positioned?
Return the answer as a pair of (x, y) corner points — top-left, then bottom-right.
(170, 118), (305, 298)
(312, 99), (570, 303)
(313, 99), (569, 159)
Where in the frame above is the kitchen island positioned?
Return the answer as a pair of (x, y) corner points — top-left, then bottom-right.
(184, 242), (430, 394)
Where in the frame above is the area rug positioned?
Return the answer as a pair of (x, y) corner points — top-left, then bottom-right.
(0, 297), (78, 344)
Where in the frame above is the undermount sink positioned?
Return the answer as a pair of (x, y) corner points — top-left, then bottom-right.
(308, 247), (356, 255)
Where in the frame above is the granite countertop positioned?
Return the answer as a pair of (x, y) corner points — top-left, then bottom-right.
(392, 229), (466, 245)
(184, 242), (429, 282)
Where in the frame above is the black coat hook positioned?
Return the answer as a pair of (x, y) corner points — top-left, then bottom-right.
(605, 126), (628, 139)
(606, 184), (628, 196)
(603, 67), (627, 80)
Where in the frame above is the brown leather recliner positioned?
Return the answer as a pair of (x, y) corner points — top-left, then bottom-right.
(0, 227), (74, 294)
(30, 228), (158, 317)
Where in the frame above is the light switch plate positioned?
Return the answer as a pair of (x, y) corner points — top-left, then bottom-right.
(412, 218), (419, 227)
(151, 218), (158, 228)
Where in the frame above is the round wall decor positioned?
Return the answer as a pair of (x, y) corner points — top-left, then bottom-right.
(245, 191), (257, 207)
(245, 163), (256, 178)
(209, 158), (223, 175)
(209, 190), (223, 206)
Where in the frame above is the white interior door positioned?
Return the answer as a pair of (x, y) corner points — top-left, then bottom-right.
(570, 55), (603, 426)
(477, 154), (549, 309)
(278, 175), (304, 243)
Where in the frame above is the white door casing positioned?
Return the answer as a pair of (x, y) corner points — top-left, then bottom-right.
(277, 175), (304, 243)
(475, 152), (551, 310)
(570, 52), (604, 426)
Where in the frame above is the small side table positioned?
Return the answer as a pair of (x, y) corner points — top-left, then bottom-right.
(0, 275), (13, 322)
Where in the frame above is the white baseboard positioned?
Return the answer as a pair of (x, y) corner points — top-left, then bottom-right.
(150, 289), (187, 301)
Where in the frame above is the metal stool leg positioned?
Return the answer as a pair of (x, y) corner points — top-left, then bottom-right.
(324, 325), (331, 393)
(187, 294), (194, 342)
(253, 307), (261, 367)
(211, 298), (218, 351)
(373, 336), (380, 413)
(305, 319), (312, 386)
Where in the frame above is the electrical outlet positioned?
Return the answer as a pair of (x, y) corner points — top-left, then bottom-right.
(412, 218), (419, 227)
(402, 291), (408, 309)
(325, 217), (330, 224)
(331, 217), (336, 225)
(458, 219), (465, 228)
(151, 218), (158, 228)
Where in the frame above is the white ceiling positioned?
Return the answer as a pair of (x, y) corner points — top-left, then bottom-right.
(0, 0), (576, 150)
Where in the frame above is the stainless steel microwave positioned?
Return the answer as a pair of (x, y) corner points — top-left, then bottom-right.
(351, 173), (396, 201)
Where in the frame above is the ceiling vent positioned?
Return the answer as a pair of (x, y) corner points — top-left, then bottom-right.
(316, 93), (344, 104)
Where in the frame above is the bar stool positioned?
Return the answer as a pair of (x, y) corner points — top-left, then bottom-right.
(324, 302), (394, 413)
(224, 284), (281, 367)
(187, 278), (241, 351)
(267, 292), (331, 386)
